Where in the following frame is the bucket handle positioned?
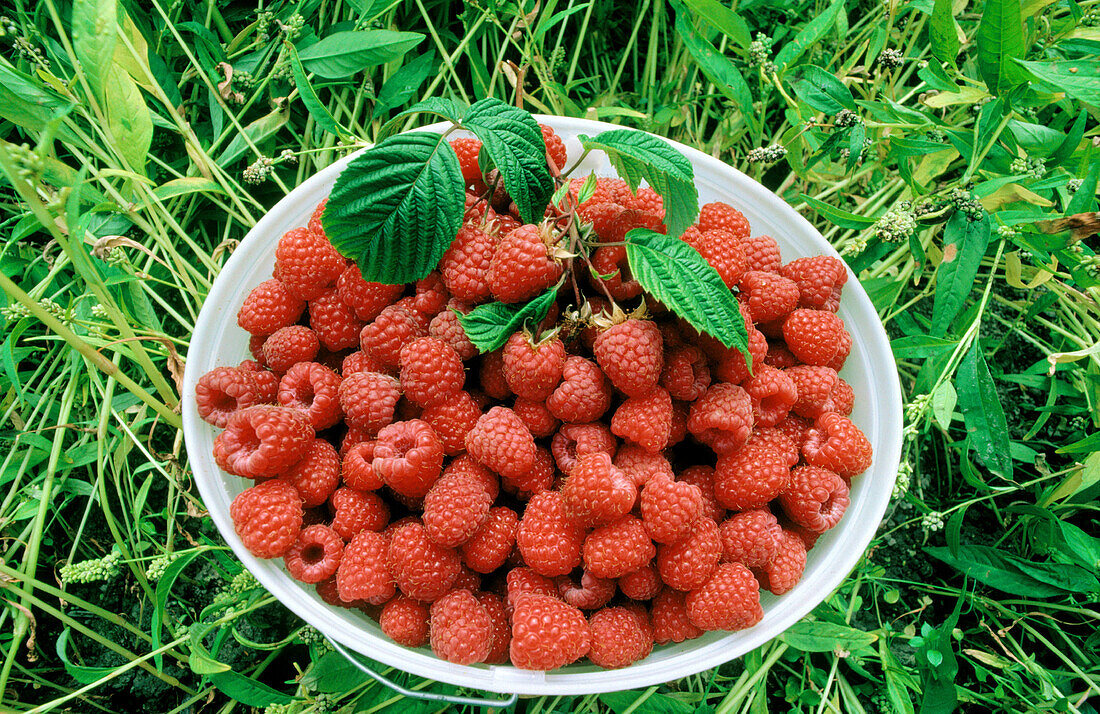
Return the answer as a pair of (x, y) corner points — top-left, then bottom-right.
(327, 638), (520, 709)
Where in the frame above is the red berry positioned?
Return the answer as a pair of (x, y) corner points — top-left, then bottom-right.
(274, 226), (345, 301)
(422, 470), (492, 547)
(444, 453), (500, 501)
(593, 319), (663, 397)
(660, 346), (711, 402)
(583, 515), (655, 579)
(336, 266), (403, 322)
(687, 383), (753, 455)
(743, 364), (798, 427)
(611, 387), (672, 453)
(786, 365), (852, 419)
(281, 438), (339, 508)
(580, 202), (627, 240)
(308, 288), (363, 351)
(782, 309), (849, 366)
(781, 255), (848, 312)
(653, 588), (703, 644)
(551, 422), (617, 476)
(486, 224), (563, 303)
(742, 234), (783, 273)
(238, 279), (305, 336)
(614, 444), (675, 488)
(196, 366), (272, 428)
(411, 272), (451, 318)
(697, 202), (750, 241)
(512, 397), (560, 439)
(656, 517), (722, 591)
(557, 571), (616, 610)
(695, 228), (747, 288)
(285, 524), (344, 583)
(502, 445), (555, 499)
(341, 349), (385, 376)
(546, 356), (612, 423)
(755, 528), (806, 595)
(714, 441), (791, 510)
(429, 589), (493, 665)
(373, 420), (444, 498)
(618, 562), (663, 600)
(540, 124), (568, 172)
(746, 426), (800, 467)
(360, 305), (425, 368)
(502, 331), (565, 401)
(506, 567), (560, 611)
(477, 592), (511, 664)
(230, 479), (303, 558)
(380, 595), (430, 647)
(451, 137), (483, 183)
(587, 607), (652, 669)
(214, 406), (313, 479)
(509, 594), (590, 670)
(428, 303), (477, 361)
(714, 324), (769, 385)
(478, 349), (511, 400)
(630, 187), (665, 216)
(277, 361), (342, 430)
(606, 208), (665, 244)
(678, 465), (725, 523)
(465, 407), (536, 481)
(260, 326), (318, 373)
(765, 341), (800, 370)
(780, 465), (850, 532)
(308, 198), (328, 236)
(641, 474), (703, 544)
(399, 337), (465, 408)
(801, 412), (873, 479)
(686, 562), (763, 631)
(338, 371), (400, 435)
(561, 451), (636, 527)
(461, 507), (518, 574)
(517, 491), (585, 577)
(421, 390), (482, 455)
(387, 520), (461, 602)
(329, 487), (390, 539)
(719, 509), (782, 568)
(739, 271), (800, 324)
(336, 530), (394, 603)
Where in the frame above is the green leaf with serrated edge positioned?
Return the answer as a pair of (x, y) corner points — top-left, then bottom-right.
(577, 173), (598, 204)
(600, 691), (694, 714)
(461, 98), (554, 224)
(799, 194), (875, 230)
(323, 131), (464, 284)
(297, 30), (424, 78)
(930, 0), (960, 65)
(456, 289), (558, 353)
(580, 130), (698, 238)
(958, 339), (1013, 478)
(774, 0), (845, 70)
(931, 380), (957, 430)
(287, 43), (349, 138)
(932, 213), (990, 335)
(976, 0), (1027, 95)
(680, 0), (751, 48)
(793, 65), (856, 114)
(378, 96), (467, 140)
(1016, 59), (1100, 108)
(625, 229), (748, 355)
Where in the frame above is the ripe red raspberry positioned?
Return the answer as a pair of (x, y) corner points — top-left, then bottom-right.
(502, 332), (565, 401)
(686, 562), (763, 632)
(329, 487), (389, 539)
(214, 406), (313, 479)
(491, 213), (522, 235)
(465, 407), (536, 481)
(316, 576), (342, 606)
(611, 387), (672, 453)
(380, 595), (429, 647)
(828, 327), (852, 372)
(551, 422), (617, 475)
(429, 589), (493, 665)
(360, 305), (425, 368)
(340, 425), (371, 456)
(696, 202), (747, 239)
(309, 288), (362, 351)
(714, 441), (791, 510)
(387, 520), (462, 601)
(619, 562), (662, 600)
(196, 366), (271, 428)
(630, 187), (665, 216)
(540, 124), (568, 171)
(589, 245), (643, 300)
(486, 224), (564, 303)
(478, 349), (511, 400)
(802, 412), (873, 479)
(653, 588), (703, 644)
(560, 452), (636, 527)
(461, 506), (518, 574)
(781, 255), (848, 311)
(445, 453), (500, 501)
(765, 341), (800, 370)
(776, 413), (812, 445)
(587, 607), (652, 669)
(338, 371), (400, 434)
(516, 491), (585, 577)
(739, 271), (800, 324)
(428, 304), (477, 361)
(502, 445), (554, 499)
(656, 517), (721, 591)
(580, 201), (627, 240)
(230, 479), (303, 558)
(259, 326), (319, 373)
(422, 470), (492, 547)
(451, 137), (483, 183)
(273, 226), (345, 301)
(336, 530), (394, 603)
(668, 400), (689, 446)
(238, 279), (305, 336)
(280, 438), (339, 507)
(583, 515), (655, 579)
(593, 319), (663, 397)
(641, 474), (704, 544)
(714, 324), (769, 385)
(393, 295), (432, 333)
(546, 356), (612, 423)
(695, 228), (748, 288)
(746, 426), (800, 467)
(660, 346), (711, 402)
(308, 198), (328, 236)
(398, 337), (464, 408)
(604, 208), (665, 244)
(410, 271), (450, 316)
(341, 349), (385, 376)
(614, 444), (674, 488)
(556, 571), (616, 610)
(421, 390), (481, 455)
(744, 364), (797, 427)
(277, 362), (342, 430)
(509, 593), (590, 670)
(248, 335), (269, 364)
(780, 465), (850, 532)
(787, 366), (853, 419)
(506, 567), (560, 611)
(512, 398), (559, 439)
(677, 465), (725, 523)
(284, 524), (344, 583)
(719, 509), (782, 568)
(687, 383), (753, 455)
(782, 309), (849, 367)
(741, 234), (783, 273)
(755, 528), (806, 595)
(335, 266), (403, 322)
(373, 420), (444, 498)
(476, 592), (511, 664)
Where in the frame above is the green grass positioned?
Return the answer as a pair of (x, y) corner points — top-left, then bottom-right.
(1, 0), (1098, 712)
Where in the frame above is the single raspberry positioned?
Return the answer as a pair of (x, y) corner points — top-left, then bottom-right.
(277, 362), (342, 430)
(551, 422), (617, 476)
(397, 337), (465, 409)
(782, 517), (824, 551)
(593, 319), (664, 397)
(780, 465), (850, 532)
(578, 297), (612, 350)
(746, 426), (800, 467)
(280, 438), (340, 508)
(588, 245), (644, 299)
(421, 391), (481, 455)
(782, 309), (849, 367)
(360, 305), (425, 368)
(540, 124), (568, 171)
(512, 397), (559, 439)
(611, 387), (672, 453)
(605, 208), (665, 244)
(274, 226), (345, 301)
(428, 304), (477, 361)
(714, 325), (769, 385)
(336, 530), (394, 603)
(196, 366), (270, 428)
(214, 406), (313, 479)
(614, 444), (674, 488)
(583, 177), (635, 207)
(739, 271), (800, 324)
(229, 479), (303, 558)
(502, 331), (565, 401)
(587, 607), (652, 669)
(329, 487), (389, 539)
(714, 442), (791, 510)
(546, 356), (612, 423)
(776, 413), (812, 447)
(580, 202), (627, 240)
(248, 336), (268, 365)
(741, 234), (783, 273)
(668, 401), (690, 446)
(461, 507), (518, 573)
(656, 517), (721, 591)
(743, 364), (797, 427)
(308, 198), (328, 236)
(619, 562), (663, 600)
(719, 509), (782, 568)
(465, 407), (536, 480)
(308, 288), (362, 351)
(394, 295), (433, 332)
(502, 445), (554, 499)
(516, 491), (585, 577)
(755, 528), (806, 595)
(677, 465), (725, 523)
(338, 371), (400, 434)
(387, 520), (461, 601)
(641, 474), (704, 544)
(478, 349), (511, 400)
(335, 266), (403, 322)
(410, 272), (450, 317)
(697, 202), (750, 240)
(653, 588), (704, 644)
(561, 452), (636, 527)
(238, 279), (305, 336)
(695, 228), (748, 288)
(429, 589), (493, 665)
(630, 187), (665, 216)
(380, 595), (430, 647)
(781, 255), (848, 311)
(686, 562), (763, 632)
(341, 349), (385, 376)
(444, 454), (500, 501)
(557, 571), (616, 610)
(422, 470), (492, 547)
(765, 342), (800, 370)
(786, 366), (853, 419)
(491, 213), (522, 235)
(583, 515), (655, 579)
(477, 591), (511, 664)
(680, 224), (704, 252)
(486, 224), (564, 303)
(284, 524), (344, 583)
(687, 383), (753, 455)
(660, 346), (711, 402)
(510, 594), (590, 670)
(340, 426), (371, 456)
(373, 420), (443, 498)
(452, 566), (483, 594)
(828, 327), (852, 372)
(506, 567), (560, 612)
(451, 137), (483, 183)
(801, 412), (873, 479)
(315, 576), (343, 606)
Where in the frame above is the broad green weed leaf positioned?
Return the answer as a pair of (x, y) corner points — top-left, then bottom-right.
(931, 380), (957, 430)
(930, 0), (960, 65)
(456, 289), (558, 353)
(680, 0), (751, 48)
(780, 620), (878, 654)
(958, 339), (1013, 478)
(793, 65), (857, 114)
(152, 550), (203, 669)
(774, 0), (845, 70)
(216, 106), (290, 168)
(932, 213), (990, 334)
(104, 72), (152, 175)
(208, 670), (294, 707)
(72, 0), (117, 107)
(56, 629), (119, 684)
(799, 195), (875, 230)
(298, 30), (424, 78)
(926, 545), (1093, 596)
(374, 51), (436, 116)
(599, 691), (694, 714)
(976, 0), (1027, 95)
(1016, 59), (1100, 107)
(287, 43), (350, 138)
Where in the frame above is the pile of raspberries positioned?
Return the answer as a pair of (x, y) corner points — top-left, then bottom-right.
(194, 126), (873, 671)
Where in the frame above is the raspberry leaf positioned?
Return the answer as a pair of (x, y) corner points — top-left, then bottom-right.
(323, 131), (464, 284)
(578, 130), (698, 239)
(455, 288), (558, 353)
(625, 228), (749, 357)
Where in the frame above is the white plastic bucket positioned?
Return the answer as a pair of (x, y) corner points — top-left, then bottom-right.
(181, 116), (903, 696)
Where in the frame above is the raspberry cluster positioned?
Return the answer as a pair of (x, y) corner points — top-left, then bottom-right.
(196, 131), (873, 672)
